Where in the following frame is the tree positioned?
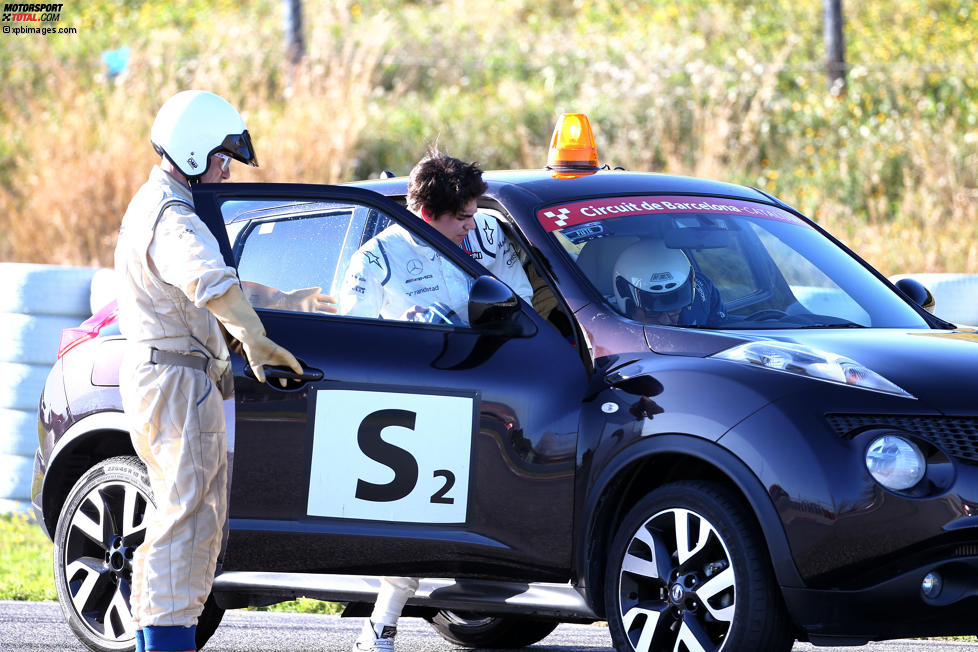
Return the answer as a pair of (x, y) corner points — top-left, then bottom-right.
(823, 0), (846, 95)
(284, 0), (304, 67)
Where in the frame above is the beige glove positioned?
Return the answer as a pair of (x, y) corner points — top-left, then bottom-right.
(241, 281), (338, 314)
(277, 286), (338, 314)
(208, 284), (303, 385)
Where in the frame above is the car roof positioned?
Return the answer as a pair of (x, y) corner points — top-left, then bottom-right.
(350, 168), (779, 207)
(223, 169), (787, 225)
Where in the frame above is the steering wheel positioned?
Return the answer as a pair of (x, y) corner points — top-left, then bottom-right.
(745, 309), (789, 321)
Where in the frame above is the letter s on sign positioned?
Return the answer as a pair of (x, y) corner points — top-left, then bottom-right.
(354, 409), (420, 502)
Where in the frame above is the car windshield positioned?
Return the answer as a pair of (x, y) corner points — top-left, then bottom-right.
(538, 195), (931, 330)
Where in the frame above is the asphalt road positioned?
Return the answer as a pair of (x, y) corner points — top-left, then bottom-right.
(3, 601), (978, 652)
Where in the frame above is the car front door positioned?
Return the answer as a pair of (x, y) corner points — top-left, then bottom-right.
(193, 183), (587, 582)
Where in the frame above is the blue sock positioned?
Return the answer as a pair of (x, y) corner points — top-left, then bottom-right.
(135, 629), (145, 652)
(143, 624), (196, 651)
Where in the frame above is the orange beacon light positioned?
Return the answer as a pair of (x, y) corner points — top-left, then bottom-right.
(547, 113), (599, 171)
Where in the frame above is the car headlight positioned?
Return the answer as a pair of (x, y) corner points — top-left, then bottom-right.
(865, 435), (925, 490)
(711, 340), (914, 398)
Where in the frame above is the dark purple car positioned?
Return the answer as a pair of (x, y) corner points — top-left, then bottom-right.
(32, 117), (978, 652)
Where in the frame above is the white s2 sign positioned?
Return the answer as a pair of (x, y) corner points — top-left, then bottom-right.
(307, 389), (474, 523)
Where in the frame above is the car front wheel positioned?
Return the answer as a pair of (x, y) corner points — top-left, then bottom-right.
(605, 481), (792, 652)
(426, 610), (559, 648)
(53, 455), (224, 652)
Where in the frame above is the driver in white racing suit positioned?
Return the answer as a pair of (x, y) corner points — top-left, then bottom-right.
(115, 90), (302, 652)
(343, 151), (532, 652)
(339, 152), (532, 325)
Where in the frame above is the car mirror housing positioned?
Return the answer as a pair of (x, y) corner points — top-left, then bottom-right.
(894, 277), (936, 313)
(468, 275), (537, 337)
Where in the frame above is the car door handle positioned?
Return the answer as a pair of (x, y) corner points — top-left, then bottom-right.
(243, 364), (324, 383)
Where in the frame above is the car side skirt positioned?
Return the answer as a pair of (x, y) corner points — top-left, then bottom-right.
(211, 572), (597, 620)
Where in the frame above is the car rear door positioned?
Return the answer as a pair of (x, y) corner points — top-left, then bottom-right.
(192, 183), (586, 581)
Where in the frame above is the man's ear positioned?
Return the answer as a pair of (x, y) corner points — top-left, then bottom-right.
(418, 205), (434, 222)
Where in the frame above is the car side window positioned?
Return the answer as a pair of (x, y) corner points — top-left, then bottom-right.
(222, 198), (480, 327)
(478, 206), (576, 339)
(227, 202), (367, 314)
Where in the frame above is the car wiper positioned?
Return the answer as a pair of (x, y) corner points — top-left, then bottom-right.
(798, 323), (866, 329)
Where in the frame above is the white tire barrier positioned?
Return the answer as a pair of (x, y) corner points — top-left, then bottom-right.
(890, 273), (978, 327)
(0, 499), (32, 515)
(0, 263), (97, 316)
(0, 408), (38, 457)
(0, 362), (50, 413)
(0, 313), (85, 364)
(0, 453), (33, 502)
(0, 264), (100, 509)
(90, 267), (118, 315)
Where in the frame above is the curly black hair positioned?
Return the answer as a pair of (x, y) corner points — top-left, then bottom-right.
(407, 147), (488, 217)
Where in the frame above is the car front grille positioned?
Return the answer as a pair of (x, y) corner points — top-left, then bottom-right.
(826, 414), (978, 465)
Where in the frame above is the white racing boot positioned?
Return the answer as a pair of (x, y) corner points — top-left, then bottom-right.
(352, 620), (397, 652)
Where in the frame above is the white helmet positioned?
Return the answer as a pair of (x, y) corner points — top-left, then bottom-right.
(613, 240), (695, 314)
(150, 90), (258, 181)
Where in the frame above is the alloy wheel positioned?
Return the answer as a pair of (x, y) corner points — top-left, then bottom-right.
(617, 507), (735, 652)
(61, 479), (150, 642)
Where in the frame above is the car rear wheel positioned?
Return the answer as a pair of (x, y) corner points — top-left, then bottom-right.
(605, 481), (793, 652)
(426, 610), (559, 648)
(53, 455), (224, 652)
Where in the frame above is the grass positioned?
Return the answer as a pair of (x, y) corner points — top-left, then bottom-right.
(252, 597), (343, 615)
(0, 512), (56, 601)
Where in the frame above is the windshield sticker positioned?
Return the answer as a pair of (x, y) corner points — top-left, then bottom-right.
(537, 195), (808, 232)
(562, 221), (608, 244)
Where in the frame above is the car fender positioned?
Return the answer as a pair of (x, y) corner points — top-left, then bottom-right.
(577, 432), (803, 616)
(40, 410), (133, 535)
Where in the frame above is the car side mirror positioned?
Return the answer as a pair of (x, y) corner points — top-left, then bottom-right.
(895, 277), (936, 313)
(468, 275), (537, 337)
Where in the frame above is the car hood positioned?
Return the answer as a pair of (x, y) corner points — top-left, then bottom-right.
(645, 326), (978, 415)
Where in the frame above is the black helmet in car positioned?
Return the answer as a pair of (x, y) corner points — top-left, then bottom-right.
(613, 240), (695, 316)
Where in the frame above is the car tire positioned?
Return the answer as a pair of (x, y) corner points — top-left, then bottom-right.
(53, 455), (224, 652)
(605, 481), (793, 652)
(426, 610), (559, 648)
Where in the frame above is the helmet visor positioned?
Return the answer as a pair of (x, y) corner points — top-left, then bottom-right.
(619, 273), (695, 313)
(221, 130), (258, 167)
